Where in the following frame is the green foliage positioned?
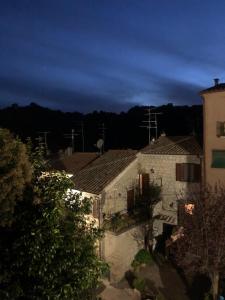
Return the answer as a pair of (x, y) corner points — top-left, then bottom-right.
(131, 249), (153, 270)
(109, 212), (123, 231)
(133, 277), (146, 292)
(156, 293), (166, 300)
(0, 140), (107, 299)
(0, 128), (32, 226)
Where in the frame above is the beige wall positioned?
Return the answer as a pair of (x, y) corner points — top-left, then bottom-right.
(102, 159), (139, 215)
(139, 153), (200, 214)
(203, 91), (225, 186)
(103, 225), (145, 282)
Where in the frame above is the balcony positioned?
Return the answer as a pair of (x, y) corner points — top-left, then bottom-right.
(103, 206), (149, 235)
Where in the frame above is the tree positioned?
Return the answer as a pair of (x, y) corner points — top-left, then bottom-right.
(171, 186), (225, 300)
(134, 178), (161, 251)
(0, 128), (32, 227)
(0, 136), (106, 299)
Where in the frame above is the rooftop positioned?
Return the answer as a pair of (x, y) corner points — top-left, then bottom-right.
(141, 135), (202, 155)
(73, 149), (137, 194)
(50, 152), (99, 174)
(200, 79), (225, 95)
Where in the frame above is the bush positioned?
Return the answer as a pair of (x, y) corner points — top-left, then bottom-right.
(132, 249), (153, 269)
(133, 277), (146, 292)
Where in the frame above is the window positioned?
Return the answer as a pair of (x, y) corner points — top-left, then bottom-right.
(216, 121), (225, 137)
(92, 199), (99, 218)
(138, 173), (150, 195)
(176, 163), (201, 182)
(127, 189), (135, 211)
(211, 150), (225, 168)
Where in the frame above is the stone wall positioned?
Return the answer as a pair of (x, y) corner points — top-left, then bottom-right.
(103, 225), (145, 282)
(102, 159), (139, 215)
(139, 153), (201, 212)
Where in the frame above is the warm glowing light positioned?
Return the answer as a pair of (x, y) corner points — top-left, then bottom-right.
(185, 203), (195, 215)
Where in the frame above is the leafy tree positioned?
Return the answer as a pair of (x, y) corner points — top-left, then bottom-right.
(0, 136), (106, 299)
(0, 128), (32, 226)
(171, 186), (225, 300)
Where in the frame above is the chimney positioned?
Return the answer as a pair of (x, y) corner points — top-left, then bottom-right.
(214, 78), (219, 86)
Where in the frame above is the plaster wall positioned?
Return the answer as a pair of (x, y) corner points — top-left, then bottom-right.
(203, 91), (225, 186)
(104, 225), (145, 282)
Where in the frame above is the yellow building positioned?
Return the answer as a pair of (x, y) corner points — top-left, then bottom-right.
(200, 79), (225, 186)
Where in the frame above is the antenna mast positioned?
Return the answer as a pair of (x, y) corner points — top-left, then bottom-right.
(99, 123), (106, 153)
(38, 131), (50, 152)
(81, 122), (85, 152)
(140, 107), (162, 144)
(64, 129), (78, 153)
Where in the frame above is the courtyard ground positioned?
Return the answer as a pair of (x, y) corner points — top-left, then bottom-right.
(99, 257), (190, 300)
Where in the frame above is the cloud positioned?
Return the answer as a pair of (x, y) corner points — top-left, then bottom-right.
(0, 76), (138, 112)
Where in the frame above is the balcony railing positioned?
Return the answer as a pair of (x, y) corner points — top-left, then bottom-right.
(103, 206), (149, 234)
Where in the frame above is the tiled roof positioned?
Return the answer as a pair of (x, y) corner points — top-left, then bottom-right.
(141, 136), (202, 155)
(73, 150), (137, 194)
(50, 152), (98, 174)
(200, 83), (225, 95)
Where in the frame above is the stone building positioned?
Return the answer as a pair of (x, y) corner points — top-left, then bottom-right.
(70, 138), (202, 280)
(200, 79), (225, 186)
(72, 150), (145, 281)
(138, 135), (202, 239)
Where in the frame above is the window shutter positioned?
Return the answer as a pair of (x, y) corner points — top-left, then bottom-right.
(217, 121), (223, 137)
(127, 189), (135, 211)
(92, 199), (98, 218)
(176, 163), (182, 181)
(194, 164), (201, 182)
(142, 173), (149, 194)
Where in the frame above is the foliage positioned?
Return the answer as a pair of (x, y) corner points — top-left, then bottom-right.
(0, 128), (32, 227)
(133, 277), (146, 292)
(103, 209), (149, 234)
(131, 249), (153, 269)
(171, 186), (225, 300)
(110, 212), (123, 232)
(0, 138), (107, 299)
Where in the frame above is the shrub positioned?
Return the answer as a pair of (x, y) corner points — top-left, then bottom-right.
(133, 277), (146, 292)
(132, 249), (153, 268)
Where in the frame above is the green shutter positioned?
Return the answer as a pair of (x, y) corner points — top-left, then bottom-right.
(212, 150), (225, 168)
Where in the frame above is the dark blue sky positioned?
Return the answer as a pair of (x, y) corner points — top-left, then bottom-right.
(1, 0), (225, 112)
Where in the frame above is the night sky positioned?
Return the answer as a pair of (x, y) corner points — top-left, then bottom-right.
(1, 0), (225, 112)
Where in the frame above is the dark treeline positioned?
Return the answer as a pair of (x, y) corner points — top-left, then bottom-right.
(0, 103), (203, 153)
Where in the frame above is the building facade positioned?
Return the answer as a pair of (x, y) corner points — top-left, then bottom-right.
(201, 79), (225, 186)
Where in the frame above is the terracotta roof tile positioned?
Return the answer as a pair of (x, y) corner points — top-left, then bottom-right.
(73, 150), (137, 194)
(141, 136), (202, 155)
(51, 152), (98, 174)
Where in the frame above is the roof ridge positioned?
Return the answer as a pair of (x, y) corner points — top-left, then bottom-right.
(142, 136), (192, 153)
(75, 155), (137, 174)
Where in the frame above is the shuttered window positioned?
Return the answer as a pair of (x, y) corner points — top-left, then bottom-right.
(212, 150), (225, 168)
(92, 199), (99, 218)
(141, 173), (149, 195)
(127, 189), (135, 211)
(176, 163), (201, 182)
(216, 121), (225, 137)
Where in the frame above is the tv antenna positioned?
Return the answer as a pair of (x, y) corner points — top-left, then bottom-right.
(140, 107), (162, 144)
(99, 123), (106, 153)
(96, 138), (104, 155)
(64, 129), (78, 153)
(38, 131), (50, 151)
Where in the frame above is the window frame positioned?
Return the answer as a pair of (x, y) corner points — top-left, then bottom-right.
(211, 150), (225, 168)
(176, 163), (201, 182)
